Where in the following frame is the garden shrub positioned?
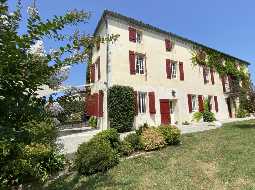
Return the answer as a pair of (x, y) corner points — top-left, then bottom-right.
(92, 128), (120, 149)
(141, 128), (166, 151)
(157, 125), (181, 145)
(108, 85), (135, 132)
(202, 111), (216, 122)
(192, 112), (203, 122)
(236, 108), (249, 118)
(135, 123), (149, 135)
(88, 116), (97, 128)
(124, 133), (143, 150)
(119, 140), (134, 156)
(75, 140), (119, 176)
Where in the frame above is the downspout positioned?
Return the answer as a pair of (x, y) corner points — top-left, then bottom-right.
(104, 14), (110, 129)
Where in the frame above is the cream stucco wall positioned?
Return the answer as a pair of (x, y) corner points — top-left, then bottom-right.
(90, 16), (248, 129)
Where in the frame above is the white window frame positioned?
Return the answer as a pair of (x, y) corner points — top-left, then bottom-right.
(191, 95), (197, 112)
(136, 31), (142, 43)
(170, 101), (175, 114)
(138, 92), (147, 114)
(171, 61), (177, 79)
(135, 55), (145, 75)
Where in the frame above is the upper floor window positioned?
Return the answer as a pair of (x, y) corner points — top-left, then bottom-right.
(138, 92), (147, 113)
(136, 31), (142, 43)
(129, 27), (142, 44)
(136, 55), (145, 74)
(171, 62), (177, 79)
(203, 67), (210, 84)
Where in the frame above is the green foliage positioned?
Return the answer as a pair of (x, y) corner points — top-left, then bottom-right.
(108, 85), (135, 132)
(135, 123), (149, 135)
(236, 108), (249, 118)
(88, 116), (97, 128)
(123, 133), (143, 151)
(75, 140), (119, 176)
(192, 112), (203, 122)
(56, 89), (85, 124)
(191, 47), (248, 80)
(141, 128), (166, 151)
(93, 128), (120, 149)
(157, 125), (181, 145)
(0, 1), (117, 186)
(202, 111), (216, 122)
(202, 98), (216, 122)
(119, 140), (134, 156)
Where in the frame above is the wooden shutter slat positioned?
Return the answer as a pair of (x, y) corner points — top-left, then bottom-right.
(129, 51), (136, 75)
(149, 92), (156, 114)
(222, 76), (226, 92)
(179, 62), (184, 81)
(97, 57), (100, 80)
(203, 67), (207, 84)
(198, 95), (204, 112)
(210, 68), (214, 85)
(129, 27), (136, 42)
(166, 59), (171, 79)
(214, 96), (218, 112)
(187, 94), (192, 113)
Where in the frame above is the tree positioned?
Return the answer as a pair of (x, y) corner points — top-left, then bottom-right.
(0, 0), (117, 187)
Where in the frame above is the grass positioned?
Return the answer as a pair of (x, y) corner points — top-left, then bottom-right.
(44, 120), (255, 190)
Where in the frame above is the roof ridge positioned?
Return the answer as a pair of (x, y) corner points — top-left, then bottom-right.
(96, 10), (250, 65)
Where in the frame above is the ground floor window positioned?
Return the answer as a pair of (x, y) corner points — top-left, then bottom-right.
(191, 95), (197, 112)
(138, 92), (146, 113)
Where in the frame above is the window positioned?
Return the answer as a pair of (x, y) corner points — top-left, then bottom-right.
(171, 62), (177, 79)
(136, 31), (142, 43)
(203, 68), (210, 84)
(136, 55), (145, 74)
(208, 95), (212, 111)
(191, 95), (197, 112)
(138, 92), (146, 113)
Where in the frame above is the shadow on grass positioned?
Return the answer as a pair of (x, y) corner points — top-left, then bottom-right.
(228, 121), (255, 129)
(45, 171), (130, 190)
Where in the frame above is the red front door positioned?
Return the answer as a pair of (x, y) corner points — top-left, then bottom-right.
(160, 99), (171, 125)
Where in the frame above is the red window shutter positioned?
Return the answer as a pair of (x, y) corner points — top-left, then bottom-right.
(99, 90), (104, 117)
(179, 62), (184, 81)
(134, 91), (138, 115)
(221, 76), (226, 92)
(187, 94), (192, 113)
(214, 96), (218, 112)
(96, 40), (100, 51)
(203, 67), (207, 84)
(90, 64), (95, 83)
(129, 51), (136, 75)
(165, 39), (172, 51)
(148, 92), (156, 114)
(129, 27), (136, 42)
(210, 68), (215, 85)
(166, 59), (171, 79)
(97, 57), (100, 80)
(198, 95), (204, 112)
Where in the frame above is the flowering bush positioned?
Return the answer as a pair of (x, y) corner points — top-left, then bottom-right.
(141, 128), (166, 151)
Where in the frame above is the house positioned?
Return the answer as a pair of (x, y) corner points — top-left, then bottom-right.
(85, 10), (250, 130)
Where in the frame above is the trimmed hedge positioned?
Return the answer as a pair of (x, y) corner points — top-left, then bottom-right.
(124, 133), (143, 150)
(108, 85), (135, 132)
(75, 129), (120, 176)
(75, 140), (119, 175)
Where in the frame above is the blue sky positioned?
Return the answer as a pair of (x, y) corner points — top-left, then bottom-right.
(8, 0), (255, 85)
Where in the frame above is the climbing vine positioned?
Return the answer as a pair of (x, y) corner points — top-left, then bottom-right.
(191, 46), (248, 80)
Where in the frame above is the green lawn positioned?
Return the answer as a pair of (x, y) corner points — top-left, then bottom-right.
(46, 120), (255, 190)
